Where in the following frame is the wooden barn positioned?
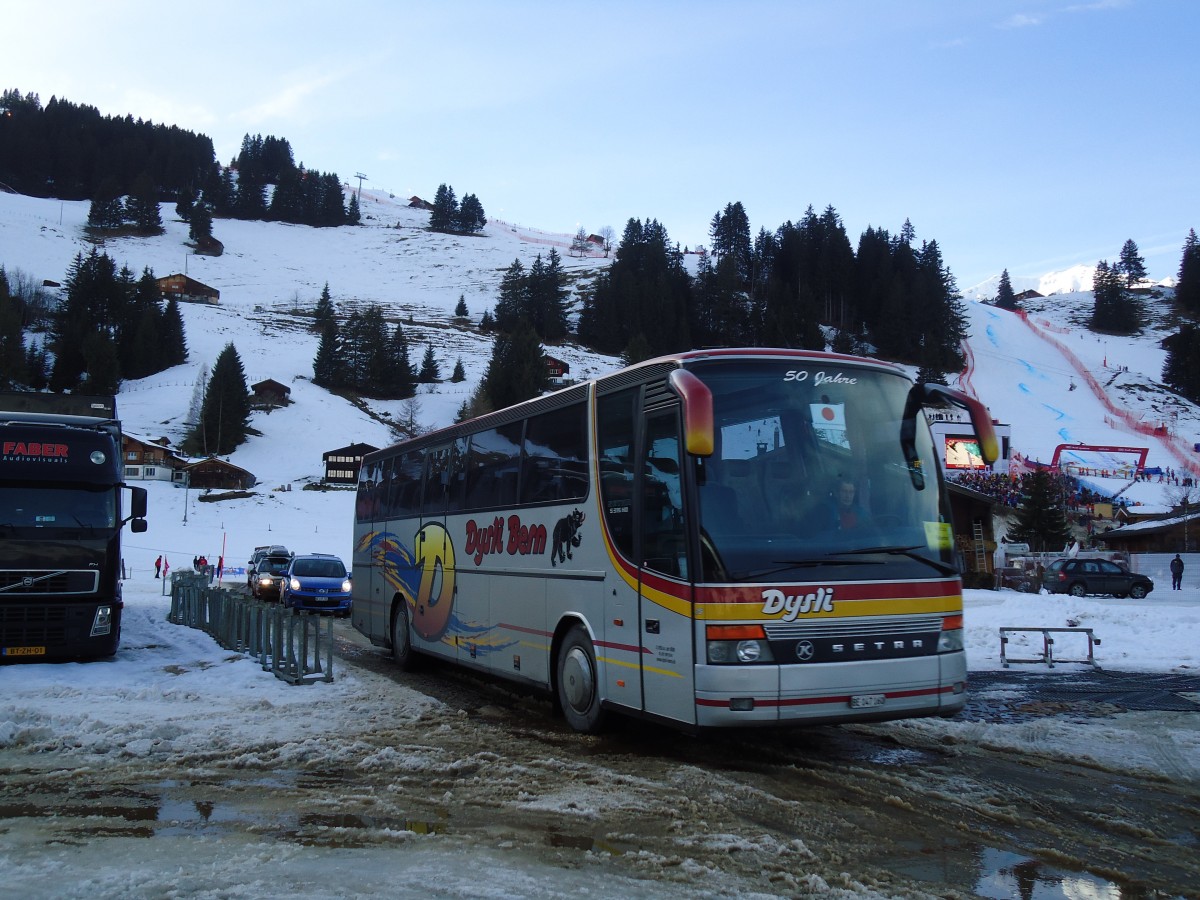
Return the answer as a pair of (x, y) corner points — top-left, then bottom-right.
(323, 443), (379, 485)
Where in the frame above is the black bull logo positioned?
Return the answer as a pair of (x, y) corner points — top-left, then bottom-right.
(551, 509), (585, 566)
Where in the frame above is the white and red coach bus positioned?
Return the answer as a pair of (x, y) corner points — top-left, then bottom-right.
(351, 349), (997, 732)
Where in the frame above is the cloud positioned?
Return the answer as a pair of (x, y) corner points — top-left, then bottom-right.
(1063, 0), (1129, 11)
(1000, 13), (1045, 28)
(234, 68), (347, 123)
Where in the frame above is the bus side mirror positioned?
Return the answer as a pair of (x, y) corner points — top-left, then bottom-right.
(669, 369), (714, 457)
(900, 383), (998, 489)
(130, 518), (148, 533)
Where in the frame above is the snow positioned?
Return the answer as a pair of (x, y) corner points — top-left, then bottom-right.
(2, 192), (1199, 896)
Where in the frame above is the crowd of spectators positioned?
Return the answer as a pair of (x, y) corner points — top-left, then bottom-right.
(948, 468), (1121, 516)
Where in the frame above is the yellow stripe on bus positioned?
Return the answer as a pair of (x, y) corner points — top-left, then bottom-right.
(598, 654), (683, 678)
(697, 595), (961, 620)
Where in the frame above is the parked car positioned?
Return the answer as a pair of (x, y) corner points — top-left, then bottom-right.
(279, 553), (352, 616)
(249, 553), (292, 601)
(248, 544), (291, 587)
(1041, 558), (1154, 599)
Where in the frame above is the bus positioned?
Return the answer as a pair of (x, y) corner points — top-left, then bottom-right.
(0, 392), (148, 660)
(351, 349), (997, 732)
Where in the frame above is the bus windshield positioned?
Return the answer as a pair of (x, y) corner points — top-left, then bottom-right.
(687, 359), (954, 582)
(0, 484), (117, 531)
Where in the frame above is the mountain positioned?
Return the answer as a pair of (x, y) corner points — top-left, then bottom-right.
(963, 264), (1176, 302)
(3, 190), (1198, 517)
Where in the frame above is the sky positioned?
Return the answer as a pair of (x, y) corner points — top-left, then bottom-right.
(5, 0), (1199, 291)
(4, 191), (1200, 896)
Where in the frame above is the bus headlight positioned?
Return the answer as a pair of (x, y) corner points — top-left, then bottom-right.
(938, 614), (964, 653)
(705, 625), (774, 664)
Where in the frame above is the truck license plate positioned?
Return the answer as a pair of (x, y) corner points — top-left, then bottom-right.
(850, 693), (885, 709)
(2, 646), (46, 657)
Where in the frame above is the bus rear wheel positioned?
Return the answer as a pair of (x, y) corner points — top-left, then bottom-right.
(391, 599), (416, 670)
(557, 625), (607, 734)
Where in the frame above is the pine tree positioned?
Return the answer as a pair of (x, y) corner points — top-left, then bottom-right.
(1176, 229), (1200, 315)
(995, 269), (1018, 310)
(429, 184), (458, 232)
(385, 323), (416, 398)
(482, 320), (547, 410)
(570, 227), (590, 257)
(419, 344), (440, 383)
(160, 297), (188, 366)
(81, 330), (120, 395)
(454, 295), (469, 318)
(0, 277), (27, 388)
(86, 178), (124, 230)
(450, 358), (466, 382)
(313, 321), (341, 388)
(347, 192), (361, 225)
(1091, 260), (1142, 333)
(191, 343), (251, 456)
(313, 282), (336, 332)
(456, 193), (486, 233)
(480, 309), (495, 331)
(1162, 324), (1200, 403)
(1117, 239), (1147, 288)
(189, 203), (213, 243)
(1009, 470), (1073, 552)
(125, 172), (163, 234)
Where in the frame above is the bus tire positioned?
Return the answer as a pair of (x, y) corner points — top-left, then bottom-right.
(391, 599), (416, 670)
(557, 624), (607, 734)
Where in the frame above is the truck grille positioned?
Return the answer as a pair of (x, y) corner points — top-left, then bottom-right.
(0, 570), (101, 595)
(0, 604), (69, 645)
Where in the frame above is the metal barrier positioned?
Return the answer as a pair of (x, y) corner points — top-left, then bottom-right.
(168, 572), (335, 684)
(999, 626), (1102, 670)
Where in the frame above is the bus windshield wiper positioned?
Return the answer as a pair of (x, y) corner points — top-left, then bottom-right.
(736, 557), (882, 580)
(828, 545), (958, 576)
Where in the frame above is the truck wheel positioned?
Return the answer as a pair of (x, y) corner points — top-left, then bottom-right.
(556, 624), (607, 733)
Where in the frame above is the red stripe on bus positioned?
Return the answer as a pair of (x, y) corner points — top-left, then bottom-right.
(695, 685), (951, 708)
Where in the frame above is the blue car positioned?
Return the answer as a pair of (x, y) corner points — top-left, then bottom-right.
(279, 553), (352, 616)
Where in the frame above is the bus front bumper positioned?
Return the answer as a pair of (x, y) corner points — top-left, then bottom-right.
(694, 653), (967, 727)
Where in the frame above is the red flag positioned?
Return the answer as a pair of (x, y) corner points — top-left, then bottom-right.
(162, 556), (169, 576)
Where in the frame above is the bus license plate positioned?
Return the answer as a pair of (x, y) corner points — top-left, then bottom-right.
(850, 693), (885, 709)
(2, 646), (46, 657)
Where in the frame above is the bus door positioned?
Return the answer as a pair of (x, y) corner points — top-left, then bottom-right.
(636, 407), (696, 722)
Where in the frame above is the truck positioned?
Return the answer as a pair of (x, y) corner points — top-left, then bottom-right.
(0, 392), (148, 660)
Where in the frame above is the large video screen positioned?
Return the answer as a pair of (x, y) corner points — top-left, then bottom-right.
(944, 435), (985, 469)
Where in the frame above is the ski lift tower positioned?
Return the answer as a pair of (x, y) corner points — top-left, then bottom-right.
(355, 172), (367, 201)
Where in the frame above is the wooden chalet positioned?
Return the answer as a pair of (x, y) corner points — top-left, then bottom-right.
(323, 442), (379, 485)
(408, 196), (434, 211)
(183, 456), (256, 490)
(545, 355), (570, 385)
(251, 378), (291, 408)
(1013, 289), (1044, 302)
(1095, 509), (1200, 553)
(157, 274), (220, 305)
(121, 434), (187, 484)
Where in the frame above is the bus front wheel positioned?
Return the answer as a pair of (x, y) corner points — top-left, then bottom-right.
(557, 624), (607, 734)
(391, 599), (416, 670)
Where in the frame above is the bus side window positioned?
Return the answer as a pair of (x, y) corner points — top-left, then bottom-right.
(597, 389), (637, 561)
(522, 403), (589, 504)
(464, 423), (523, 511)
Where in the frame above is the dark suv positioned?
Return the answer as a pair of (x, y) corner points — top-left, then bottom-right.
(248, 544), (291, 587)
(1041, 558), (1153, 599)
(249, 553), (292, 601)
(279, 553), (352, 616)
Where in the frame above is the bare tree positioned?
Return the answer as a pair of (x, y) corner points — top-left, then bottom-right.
(598, 225), (615, 258)
(570, 227), (590, 258)
(1164, 482), (1199, 552)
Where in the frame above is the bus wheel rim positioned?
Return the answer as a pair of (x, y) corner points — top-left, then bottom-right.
(562, 646), (595, 713)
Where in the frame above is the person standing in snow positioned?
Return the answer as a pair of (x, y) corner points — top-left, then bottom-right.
(1170, 554), (1184, 590)
(154, 556), (162, 578)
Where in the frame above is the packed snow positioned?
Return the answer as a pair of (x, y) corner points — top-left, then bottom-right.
(1, 192), (1198, 897)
